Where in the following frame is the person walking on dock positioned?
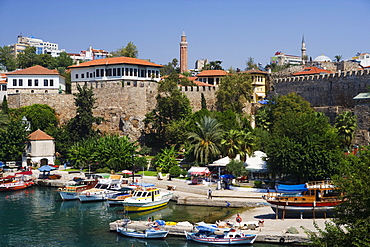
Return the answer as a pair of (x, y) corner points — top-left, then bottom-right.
(208, 188), (212, 199)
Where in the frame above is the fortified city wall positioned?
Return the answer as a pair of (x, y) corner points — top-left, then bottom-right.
(7, 81), (218, 141)
(272, 69), (370, 145)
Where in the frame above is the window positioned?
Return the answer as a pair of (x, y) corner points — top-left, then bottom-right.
(134, 69), (137, 76)
(13, 79), (17, 86)
(76, 74), (79, 79)
(19, 79), (23, 86)
(35, 79), (39, 86)
(156, 71), (159, 78)
(100, 69), (104, 77)
(44, 79), (48, 86)
(50, 79), (54, 86)
(113, 68), (116, 76)
(96, 69), (100, 77)
(81, 74), (84, 79)
(1, 85), (6, 91)
(86, 72), (89, 78)
(117, 68), (121, 76)
(125, 68), (129, 76)
(28, 79), (32, 86)
(90, 73), (93, 78)
(130, 68), (133, 76)
(31, 90), (34, 93)
(148, 70), (152, 77)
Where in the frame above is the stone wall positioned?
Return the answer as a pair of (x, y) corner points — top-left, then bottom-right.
(273, 69), (370, 108)
(7, 81), (218, 141)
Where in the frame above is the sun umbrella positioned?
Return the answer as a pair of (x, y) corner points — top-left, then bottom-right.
(38, 165), (57, 172)
(122, 170), (133, 174)
(220, 174), (235, 179)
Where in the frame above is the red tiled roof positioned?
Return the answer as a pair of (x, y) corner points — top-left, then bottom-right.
(292, 67), (333, 76)
(241, 69), (268, 74)
(68, 57), (164, 68)
(197, 70), (229, 77)
(28, 129), (54, 141)
(193, 80), (215, 87)
(7, 65), (60, 75)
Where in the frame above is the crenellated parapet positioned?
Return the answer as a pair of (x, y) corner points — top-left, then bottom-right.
(272, 69), (370, 108)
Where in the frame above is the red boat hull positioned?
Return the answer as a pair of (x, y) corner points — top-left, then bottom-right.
(0, 181), (34, 192)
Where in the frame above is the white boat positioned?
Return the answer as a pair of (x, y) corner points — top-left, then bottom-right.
(116, 226), (168, 239)
(77, 175), (125, 202)
(120, 187), (173, 212)
(107, 187), (135, 206)
(58, 178), (98, 200)
(185, 225), (257, 245)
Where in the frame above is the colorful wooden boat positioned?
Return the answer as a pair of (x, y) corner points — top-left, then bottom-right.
(120, 188), (173, 212)
(58, 178), (98, 200)
(0, 172), (34, 192)
(185, 227), (257, 245)
(264, 180), (343, 218)
(116, 226), (168, 239)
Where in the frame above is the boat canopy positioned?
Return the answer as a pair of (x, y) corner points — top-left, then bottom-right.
(276, 184), (308, 193)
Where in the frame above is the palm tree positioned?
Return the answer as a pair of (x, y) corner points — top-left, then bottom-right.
(188, 116), (223, 165)
(334, 111), (357, 150)
(334, 55), (343, 62)
(238, 131), (256, 162)
(221, 129), (243, 159)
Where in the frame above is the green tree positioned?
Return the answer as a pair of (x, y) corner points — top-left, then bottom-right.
(54, 52), (74, 68)
(0, 45), (17, 71)
(37, 54), (55, 69)
(265, 111), (341, 183)
(245, 57), (258, 70)
(144, 75), (192, 149)
(10, 104), (58, 132)
(0, 120), (28, 161)
(111, 41), (138, 58)
(226, 159), (247, 178)
(201, 93), (207, 109)
(334, 111), (357, 150)
(1, 96), (9, 114)
(221, 129), (244, 159)
(203, 60), (223, 70)
(67, 84), (102, 143)
(304, 152), (370, 246)
(216, 73), (253, 113)
(17, 46), (38, 69)
(152, 147), (178, 173)
(188, 116), (223, 165)
(161, 58), (180, 75)
(334, 55), (343, 62)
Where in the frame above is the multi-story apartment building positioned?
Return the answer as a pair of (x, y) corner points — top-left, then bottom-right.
(9, 34), (64, 57)
(68, 45), (110, 62)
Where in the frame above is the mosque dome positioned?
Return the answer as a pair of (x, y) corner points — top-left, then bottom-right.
(314, 54), (332, 62)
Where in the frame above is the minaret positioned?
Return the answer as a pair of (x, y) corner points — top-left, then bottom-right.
(180, 31), (188, 73)
(301, 35), (306, 64)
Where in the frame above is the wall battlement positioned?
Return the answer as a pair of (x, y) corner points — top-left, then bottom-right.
(273, 69), (370, 108)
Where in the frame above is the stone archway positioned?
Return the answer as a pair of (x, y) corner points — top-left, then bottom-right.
(40, 158), (48, 166)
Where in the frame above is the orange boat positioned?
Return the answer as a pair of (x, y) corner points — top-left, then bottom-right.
(0, 171), (34, 191)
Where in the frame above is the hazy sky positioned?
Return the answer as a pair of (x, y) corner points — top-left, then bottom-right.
(1, 0), (369, 70)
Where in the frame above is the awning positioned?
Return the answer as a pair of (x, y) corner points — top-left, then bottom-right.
(256, 92), (265, 97)
(188, 166), (210, 175)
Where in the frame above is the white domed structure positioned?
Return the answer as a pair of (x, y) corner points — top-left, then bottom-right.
(314, 54), (332, 62)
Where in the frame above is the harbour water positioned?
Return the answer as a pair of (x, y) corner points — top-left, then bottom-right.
(0, 187), (290, 246)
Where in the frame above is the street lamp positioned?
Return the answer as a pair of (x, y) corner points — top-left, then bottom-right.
(131, 154), (135, 184)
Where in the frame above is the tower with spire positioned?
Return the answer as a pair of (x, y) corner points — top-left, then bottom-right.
(301, 35), (307, 64)
(180, 31), (188, 73)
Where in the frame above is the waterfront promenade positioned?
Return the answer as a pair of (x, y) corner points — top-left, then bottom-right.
(14, 169), (331, 244)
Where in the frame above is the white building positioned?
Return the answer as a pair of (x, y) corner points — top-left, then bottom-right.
(68, 45), (110, 62)
(0, 73), (7, 102)
(271, 52), (303, 65)
(9, 34), (64, 57)
(6, 65), (66, 94)
(22, 129), (55, 167)
(353, 53), (370, 67)
(68, 57), (164, 84)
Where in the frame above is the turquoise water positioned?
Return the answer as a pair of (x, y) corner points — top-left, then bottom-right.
(0, 187), (290, 246)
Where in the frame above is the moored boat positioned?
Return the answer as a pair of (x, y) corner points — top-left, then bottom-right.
(120, 187), (173, 212)
(264, 180), (343, 218)
(116, 226), (169, 239)
(58, 178), (98, 200)
(185, 225), (257, 245)
(107, 187), (135, 206)
(77, 174), (125, 202)
(0, 171), (34, 192)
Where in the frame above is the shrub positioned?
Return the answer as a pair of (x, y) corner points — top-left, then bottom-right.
(254, 180), (263, 188)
